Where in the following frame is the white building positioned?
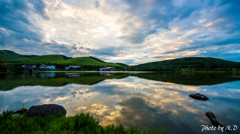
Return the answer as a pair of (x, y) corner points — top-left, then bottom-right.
(69, 65), (81, 68)
(46, 65), (56, 70)
(39, 64), (56, 70)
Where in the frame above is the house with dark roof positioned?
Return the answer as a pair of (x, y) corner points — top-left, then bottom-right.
(24, 65), (36, 69)
(99, 66), (116, 71)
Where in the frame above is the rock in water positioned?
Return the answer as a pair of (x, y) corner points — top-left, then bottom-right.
(205, 111), (225, 129)
(189, 93), (209, 100)
(25, 104), (67, 117)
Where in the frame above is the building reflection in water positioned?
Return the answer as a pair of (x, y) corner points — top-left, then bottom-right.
(64, 73), (80, 77)
(99, 72), (115, 76)
(39, 72), (55, 78)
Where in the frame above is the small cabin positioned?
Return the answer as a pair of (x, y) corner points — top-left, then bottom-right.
(99, 66), (116, 71)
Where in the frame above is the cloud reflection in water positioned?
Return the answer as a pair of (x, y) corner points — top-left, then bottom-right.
(0, 76), (240, 134)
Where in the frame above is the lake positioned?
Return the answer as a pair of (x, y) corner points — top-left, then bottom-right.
(0, 72), (240, 134)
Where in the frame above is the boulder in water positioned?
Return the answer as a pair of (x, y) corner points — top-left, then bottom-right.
(189, 93), (209, 100)
(205, 111), (225, 128)
(25, 104), (67, 117)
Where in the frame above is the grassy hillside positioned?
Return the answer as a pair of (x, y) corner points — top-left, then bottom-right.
(89, 56), (106, 63)
(0, 50), (37, 62)
(0, 50), (123, 67)
(0, 50), (20, 55)
(131, 57), (240, 71)
(13, 55), (66, 64)
(53, 57), (122, 66)
(2, 54), (27, 61)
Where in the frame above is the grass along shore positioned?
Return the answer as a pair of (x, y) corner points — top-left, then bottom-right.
(0, 110), (168, 134)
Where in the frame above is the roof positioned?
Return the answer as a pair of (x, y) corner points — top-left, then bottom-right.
(101, 66), (115, 68)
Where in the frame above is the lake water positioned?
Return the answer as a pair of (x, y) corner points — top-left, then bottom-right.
(0, 72), (240, 134)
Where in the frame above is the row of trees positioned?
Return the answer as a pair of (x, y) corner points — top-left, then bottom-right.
(0, 55), (7, 72)
(130, 64), (240, 71)
(130, 57), (240, 71)
(130, 66), (239, 71)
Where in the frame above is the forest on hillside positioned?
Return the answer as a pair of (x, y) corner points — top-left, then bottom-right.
(129, 57), (240, 71)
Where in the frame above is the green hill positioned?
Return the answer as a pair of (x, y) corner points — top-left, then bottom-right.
(0, 50), (37, 62)
(53, 57), (121, 66)
(0, 50), (20, 55)
(0, 50), (123, 67)
(1, 54), (27, 61)
(14, 55), (66, 64)
(131, 57), (240, 71)
(89, 56), (106, 63)
(117, 63), (129, 67)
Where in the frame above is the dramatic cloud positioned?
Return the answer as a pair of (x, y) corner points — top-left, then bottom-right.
(0, 0), (240, 64)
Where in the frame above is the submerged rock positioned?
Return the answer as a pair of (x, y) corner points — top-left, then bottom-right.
(205, 111), (226, 129)
(189, 93), (209, 100)
(25, 104), (67, 117)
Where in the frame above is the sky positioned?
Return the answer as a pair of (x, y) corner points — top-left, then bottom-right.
(0, 0), (240, 65)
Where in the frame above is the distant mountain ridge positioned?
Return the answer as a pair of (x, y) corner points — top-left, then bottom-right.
(1, 50), (240, 70)
(131, 57), (240, 71)
(0, 50), (122, 67)
(0, 50), (19, 55)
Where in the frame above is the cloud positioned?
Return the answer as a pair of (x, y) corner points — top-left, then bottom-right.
(0, 0), (50, 43)
(0, 0), (240, 64)
(29, 0), (50, 20)
(91, 46), (126, 56)
(95, 1), (100, 8)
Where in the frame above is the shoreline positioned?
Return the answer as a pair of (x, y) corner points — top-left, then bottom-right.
(40, 70), (155, 73)
(39, 70), (240, 73)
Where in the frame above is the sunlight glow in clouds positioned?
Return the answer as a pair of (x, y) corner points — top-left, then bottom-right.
(0, 0), (240, 64)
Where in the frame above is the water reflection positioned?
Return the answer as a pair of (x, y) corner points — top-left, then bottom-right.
(64, 73), (80, 77)
(1, 73), (240, 92)
(99, 72), (115, 76)
(22, 73), (37, 78)
(0, 72), (240, 134)
(39, 72), (56, 78)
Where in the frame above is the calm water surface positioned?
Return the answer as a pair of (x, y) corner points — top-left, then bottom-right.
(0, 72), (240, 134)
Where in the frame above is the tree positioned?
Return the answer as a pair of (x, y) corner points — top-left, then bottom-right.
(0, 55), (7, 72)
